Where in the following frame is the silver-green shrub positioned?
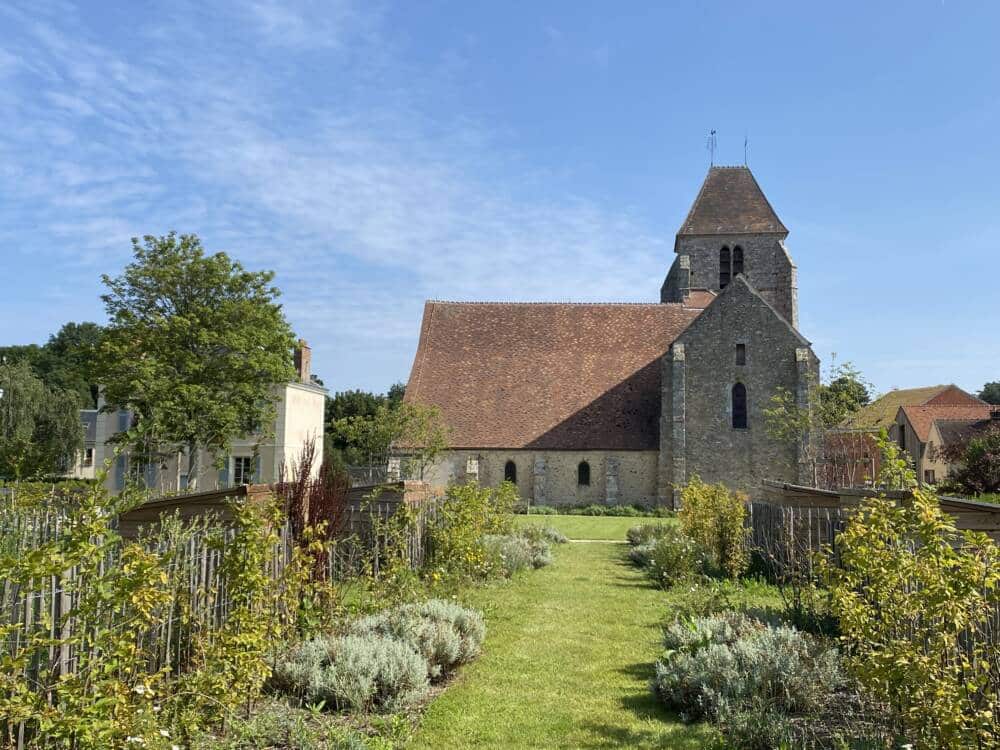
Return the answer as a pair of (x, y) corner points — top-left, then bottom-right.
(271, 634), (429, 712)
(626, 522), (672, 546)
(628, 541), (655, 567)
(350, 599), (485, 680)
(482, 533), (551, 574)
(518, 524), (568, 545)
(643, 527), (707, 588)
(652, 614), (843, 723)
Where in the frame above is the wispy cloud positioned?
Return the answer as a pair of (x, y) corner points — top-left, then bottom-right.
(0, 0), (660, 390)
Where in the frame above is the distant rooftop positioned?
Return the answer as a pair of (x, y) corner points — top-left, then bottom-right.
(844, 384), (985, 431)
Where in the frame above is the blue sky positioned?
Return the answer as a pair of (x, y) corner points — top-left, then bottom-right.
(1, 0), (996, 397)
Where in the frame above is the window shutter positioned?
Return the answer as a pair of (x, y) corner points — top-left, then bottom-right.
(218, 456), (230, 488)
(117, 410), (129, 433)
(145, 462), (156, 490)
(253, 455), (262, 484)
(114, 455), (126, 491)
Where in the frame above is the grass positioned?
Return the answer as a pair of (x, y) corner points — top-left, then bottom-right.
(513, 513), (673, 541)
(409, 518), (716, 749)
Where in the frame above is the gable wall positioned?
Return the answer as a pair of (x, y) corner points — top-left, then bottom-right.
(661, 279), (816, 501)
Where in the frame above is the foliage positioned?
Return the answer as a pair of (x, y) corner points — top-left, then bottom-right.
(827, 486), (1000, 748)
(874, 428), (917, 490)
(678, 476), (749, 578)
(270, 634), (429, 713)
(764, 359), (872, 484)
(324, 385), (405, 468)
(939, 423), (1000, 494)
(0, 321), (103, 408)
(640, 527), (707, 589)
(652, 613), (843, 724)
(189, 699), (379, 750)
(0, 359), (83, 479)
(329, 401), (449, 479)
(426, 481), (516, 579)
(626, 522), (673, 546)
(980, 381), (1000, 406)
(94, 232), (297, 489)
(516, 524), (568, 545)
(515, 502), (671, 517)
(349, 600), (485, 680)
(482, 533), (552, 575)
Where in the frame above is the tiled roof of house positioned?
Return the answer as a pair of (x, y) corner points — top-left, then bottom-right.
(900, 404), (993, 443)
(683, 289), (718, 309)
(678, 166), (788, 236)
(844, 384), (983, 430)
(935, 417), (996, 450)
(404, 301), (701, 450)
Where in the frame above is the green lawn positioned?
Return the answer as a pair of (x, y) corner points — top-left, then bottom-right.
(513, 514), (673, 541)
(409, 526), (715, 749)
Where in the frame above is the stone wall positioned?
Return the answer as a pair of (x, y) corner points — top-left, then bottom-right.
(662, 234), (797, 327)
(419, 449), (660, 507)
(660, 276), (818, 503)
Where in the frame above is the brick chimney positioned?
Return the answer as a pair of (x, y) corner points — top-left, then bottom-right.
(293, 339), (311, 384)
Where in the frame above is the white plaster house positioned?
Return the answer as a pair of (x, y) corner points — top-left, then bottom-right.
(85, 342), (326, 495)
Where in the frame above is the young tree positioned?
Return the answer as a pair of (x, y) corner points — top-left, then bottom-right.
(328, 401), (448, 480)
(980, 381), (1000, 406)
(764, 360), (873, 487)
(94, 233), (297, 490)
(0, 359), (83, 478)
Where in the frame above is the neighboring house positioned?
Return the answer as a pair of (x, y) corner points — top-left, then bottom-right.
(822, 384), (987, 489)
(91, 342), (326, 495)
(65, 409), (98, 480)
(894, 403), (997, 486)
(402, 166), (820, 506)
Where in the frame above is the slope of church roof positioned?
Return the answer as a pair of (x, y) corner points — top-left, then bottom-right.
(678, 166), (788, 236)
(404, 301), (701, 450)
(844, 384), (984, 430)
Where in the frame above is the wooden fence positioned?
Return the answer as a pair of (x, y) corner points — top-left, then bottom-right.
(1, 481), (441, 747)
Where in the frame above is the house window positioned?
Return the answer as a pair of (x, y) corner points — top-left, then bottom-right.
(233, 456), (253, 485)
(924, 469), (936, 484)
(735, 343), (746, 366)
(504, 460), (517, 484)
(732, 246), (744, 277)
(898, 426), (906, 451)
(578, 461), (591, 486)
(732, 383), (748, 429)
(719, 246), (731, 289)
(82, 448), (94, 467)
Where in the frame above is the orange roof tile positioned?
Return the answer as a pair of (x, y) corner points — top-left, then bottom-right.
(900, 404), (993, 443)
(404, 301), (701, 450)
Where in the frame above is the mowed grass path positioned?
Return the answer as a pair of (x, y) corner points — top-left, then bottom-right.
(513, 513), (671, 541)
(409, 519), (713, 749)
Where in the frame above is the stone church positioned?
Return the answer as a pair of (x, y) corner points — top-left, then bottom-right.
(403, 166), (819, 506)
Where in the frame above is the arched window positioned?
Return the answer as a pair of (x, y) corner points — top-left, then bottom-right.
(732, 246), (744, 277)
(719, 246), (731, 289)
(504, 460), (517, 484)
(732, 383), (748, 429)
(577, 461), (591, 486)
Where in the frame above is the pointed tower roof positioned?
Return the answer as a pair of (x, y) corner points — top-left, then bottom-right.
(678, 166), (787, 236)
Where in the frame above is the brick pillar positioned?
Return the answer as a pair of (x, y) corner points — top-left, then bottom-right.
(670, 343), (687, 509)
(605, 457), (620, 505)
(532, 456), (546, 505)
(293, 339), (312, 383)
(795, 347), (814, 485)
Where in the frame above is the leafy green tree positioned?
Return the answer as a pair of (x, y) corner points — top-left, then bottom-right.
(1, 322), (103, 407)
(324, 383), (406, 466)
(816, 364), (870, 427)
(329, 401), (448, 479)
(980, 381), (1000, 405)
(94, 233), (296, 490)
(0, 359), (83, 478)
(940, 425), (1000, 495)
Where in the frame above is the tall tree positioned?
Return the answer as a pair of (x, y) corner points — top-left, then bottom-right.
(979, 381), (1000, 406)
(0, 359), (83, 479)
(41, 322), (103, 407)
(94, 233), (297, 490)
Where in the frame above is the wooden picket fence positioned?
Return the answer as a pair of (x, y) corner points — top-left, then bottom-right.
(0, 484), (441, 748)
